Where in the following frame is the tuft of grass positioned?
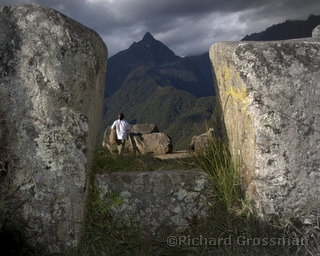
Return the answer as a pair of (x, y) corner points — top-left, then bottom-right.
(74, 187), (145, 255)
(189, 133), (241, 211)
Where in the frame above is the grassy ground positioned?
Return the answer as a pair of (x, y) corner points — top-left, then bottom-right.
(65, 146), (319, 256)
(91, 149), (194, 173)
(2, 146), (319, 255)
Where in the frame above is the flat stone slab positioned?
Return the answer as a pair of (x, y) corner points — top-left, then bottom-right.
(96, 169), (212, 236)
(155, 150), (189, 160)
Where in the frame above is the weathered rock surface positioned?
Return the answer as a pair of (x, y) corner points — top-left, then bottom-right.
(0, 4), (107, 253)
(312, 25), (320, 38)
(96, 169), (212, 236)
(189, 128), (214, 153)
(210, 31), (320, 219)
(103, 123), (173, 155)
(102, 123), (159, 148)
(130, 123), (159, 134)
(132, 132), (173, 155)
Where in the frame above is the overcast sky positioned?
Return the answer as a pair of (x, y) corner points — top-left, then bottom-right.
(1, 0), (320, 57)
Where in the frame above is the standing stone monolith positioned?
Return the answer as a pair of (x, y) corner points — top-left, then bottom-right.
(210, 30), (320, 220)
(0, 4), (107, 253)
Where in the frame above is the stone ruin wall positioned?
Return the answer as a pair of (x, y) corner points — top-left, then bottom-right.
(210, 26), (320, 220)
(0, 4), (107, 253)
(96, 169), (212, 237)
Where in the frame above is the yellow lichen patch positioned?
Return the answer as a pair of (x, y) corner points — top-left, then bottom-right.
(225, 85), (249, 106)
(214, 63), (255, 188)
(218, 64), (249, 107)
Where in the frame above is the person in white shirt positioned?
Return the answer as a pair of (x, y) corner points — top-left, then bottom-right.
(111, 113), (131, 155)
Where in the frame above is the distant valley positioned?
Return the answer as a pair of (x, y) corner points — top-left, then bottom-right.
(103, 14), (320, 150)
(103, 32), (215, 150)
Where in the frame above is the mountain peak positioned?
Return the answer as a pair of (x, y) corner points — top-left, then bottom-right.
(124, 32), (178, 65)
(142, 32), (155, 41)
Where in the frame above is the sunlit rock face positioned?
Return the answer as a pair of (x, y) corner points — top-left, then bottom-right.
(0, 4), (107, 253)
(210, 28), (320, 220)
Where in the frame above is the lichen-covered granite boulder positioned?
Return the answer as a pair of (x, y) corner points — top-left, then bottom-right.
(210, 28), (320, 220)
(0, 4), (107, 253)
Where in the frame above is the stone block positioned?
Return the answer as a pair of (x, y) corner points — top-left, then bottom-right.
(130, 123), (159, 134)
(96, 169), (212, 236)
(0, 4), (107, 253)
(210, 35), (320, 219)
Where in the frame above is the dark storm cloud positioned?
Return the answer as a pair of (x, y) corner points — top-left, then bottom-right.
(1, 0), (320, 56)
